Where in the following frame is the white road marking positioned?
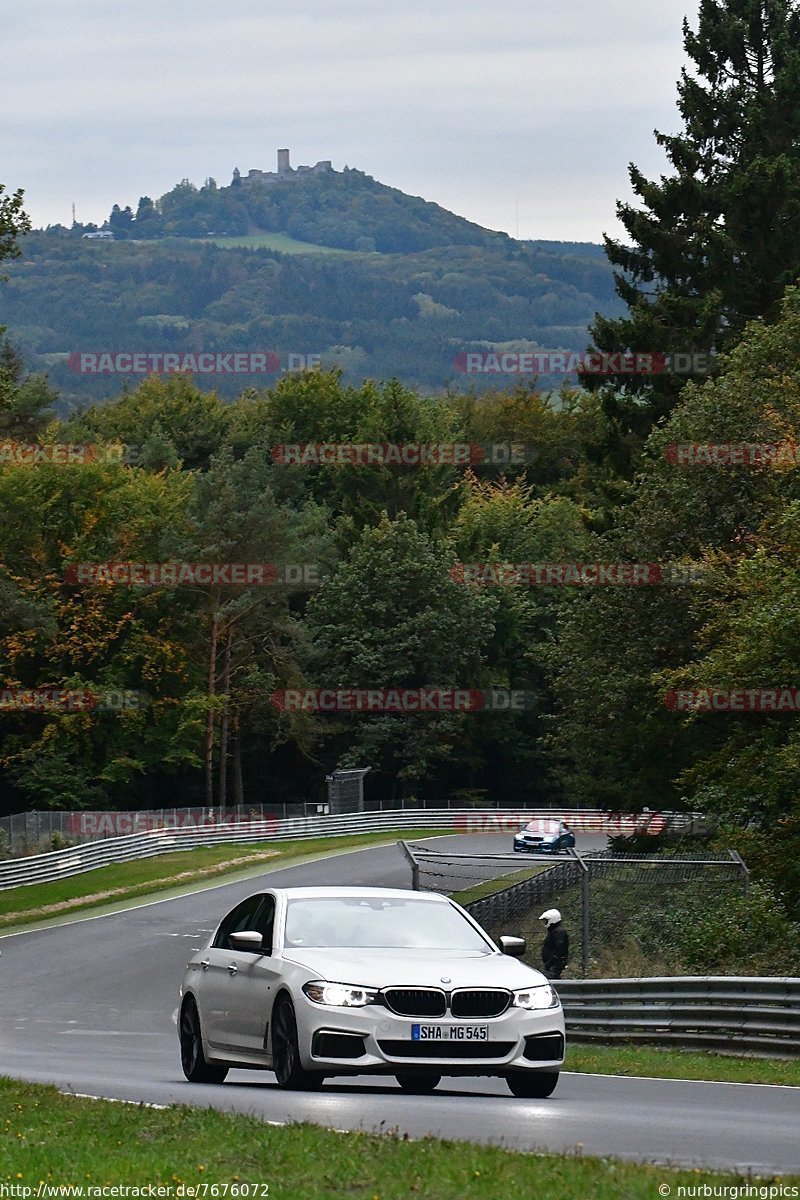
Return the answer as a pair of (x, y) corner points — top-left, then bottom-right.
(58, 1030), (163, 1036)
(563, 1070), (800, 1090)
(0, 840), (410, 938)
(65, 1092), (169, 1109)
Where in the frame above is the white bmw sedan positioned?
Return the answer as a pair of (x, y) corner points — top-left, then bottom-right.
(179, 885), (565, 1097)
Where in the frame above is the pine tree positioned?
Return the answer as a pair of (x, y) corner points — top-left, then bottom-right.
(589, 0), (800, 437)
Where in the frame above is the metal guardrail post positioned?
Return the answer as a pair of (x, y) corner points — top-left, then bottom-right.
(397, 840), (420, 890)
(729, 848), (750, 900)
(568, 848), (590, 976)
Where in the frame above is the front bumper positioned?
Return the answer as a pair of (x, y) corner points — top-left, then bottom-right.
(513, 838), (552, 853)
(295, 995), (565, 1076)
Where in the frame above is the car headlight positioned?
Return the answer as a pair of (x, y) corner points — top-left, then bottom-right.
(512, 985), (560, 1010)
(303, 981), (379, 1007)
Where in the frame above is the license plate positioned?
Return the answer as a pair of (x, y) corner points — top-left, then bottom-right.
(411, 1024), (489, 1041)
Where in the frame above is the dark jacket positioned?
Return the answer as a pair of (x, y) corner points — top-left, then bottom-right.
(541, 923), (569, 978)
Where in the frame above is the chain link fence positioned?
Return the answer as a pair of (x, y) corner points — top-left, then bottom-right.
(404, 843), (749, 977)
(0, 801), (489, 856)
(0, 803), (697, 858)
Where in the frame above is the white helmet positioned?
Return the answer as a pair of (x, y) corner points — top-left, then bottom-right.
(539, 908), (562, 927)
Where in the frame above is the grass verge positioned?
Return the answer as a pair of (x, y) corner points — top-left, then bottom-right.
(450, 864), (549, 906)
(0, 831), (447, 930)
(3, 1078), (797, 1198)
(565, 1042), (800, 1086)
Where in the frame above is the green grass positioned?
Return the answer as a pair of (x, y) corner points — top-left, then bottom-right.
(566, 1042), (800, 1086)
(132, 232), (359, 255)
(0, 831), (447, 930)
(206, 232), (362, 255)
(3, 1078), (796, 1198)
(450, 864), (549, 906)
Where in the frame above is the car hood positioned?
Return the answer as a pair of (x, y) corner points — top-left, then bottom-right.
(279, 946), (549, 990)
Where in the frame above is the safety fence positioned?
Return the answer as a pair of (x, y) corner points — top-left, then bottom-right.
(0, 803), (560, 854)
(442, 847), (750, 975)
(0, 808), (696, 889)
(555, 976), (800, 1056)
(462, 851), (587, 928)
(0, 803), (701, 857)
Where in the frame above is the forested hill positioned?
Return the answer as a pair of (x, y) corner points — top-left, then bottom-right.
(1, 164), (623, 406)
(111, 167), (510, 253)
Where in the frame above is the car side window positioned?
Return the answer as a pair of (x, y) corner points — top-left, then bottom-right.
(212, 895), (263, 949)
(251, 894), (276, 953)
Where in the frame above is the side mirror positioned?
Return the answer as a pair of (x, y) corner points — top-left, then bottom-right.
(499, 935), (526, 957)
(228, 930), (265, 953)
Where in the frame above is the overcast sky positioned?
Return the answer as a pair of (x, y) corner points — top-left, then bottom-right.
(2, 0), (698, 244)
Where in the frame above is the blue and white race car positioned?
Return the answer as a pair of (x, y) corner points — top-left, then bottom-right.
(513, 819), (576, 855)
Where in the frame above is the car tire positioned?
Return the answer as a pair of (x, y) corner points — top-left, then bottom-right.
(395, 1073), (441, 1094)
(180, 998), (228, 1084)
(272, 995), (325, 1090)
(506, 1070), (559, 1098)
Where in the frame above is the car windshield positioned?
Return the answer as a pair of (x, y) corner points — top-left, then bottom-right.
(284, 896), (491, 950)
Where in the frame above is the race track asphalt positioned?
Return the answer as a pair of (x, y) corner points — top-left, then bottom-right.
(1, 834), (798, 1174)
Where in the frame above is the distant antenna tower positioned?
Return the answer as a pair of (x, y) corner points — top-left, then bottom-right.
(72, 202), (76, 226)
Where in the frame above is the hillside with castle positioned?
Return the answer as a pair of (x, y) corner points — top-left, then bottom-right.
(15, 150), (618, 403)
(96, 151), (508, 254)
(233, 148), (333, 186)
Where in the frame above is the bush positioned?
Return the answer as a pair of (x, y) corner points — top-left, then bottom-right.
(629, 881), (800, 976)
(607, 831), (669, 854)
(49, 831), (74, 851)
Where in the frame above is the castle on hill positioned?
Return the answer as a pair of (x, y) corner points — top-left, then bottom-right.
(233, 149), (334, 186)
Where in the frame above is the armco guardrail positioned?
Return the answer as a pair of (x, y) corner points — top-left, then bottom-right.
(2, 813), (426, 890)
(0, 803), (700, 852)
(0, 808), (696, 890)
(556, 976), (800, 1056)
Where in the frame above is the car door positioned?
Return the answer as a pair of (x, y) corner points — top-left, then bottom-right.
(200, 894), (265, 1052)
(230, 893), (284, 1055)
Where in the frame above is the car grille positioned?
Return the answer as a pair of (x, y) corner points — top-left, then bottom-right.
(383, 988), (447, 1017)
(382, 987), (511, 1018)
(450, 989), (511, 1018)
(378, 1040), (515, 1060)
